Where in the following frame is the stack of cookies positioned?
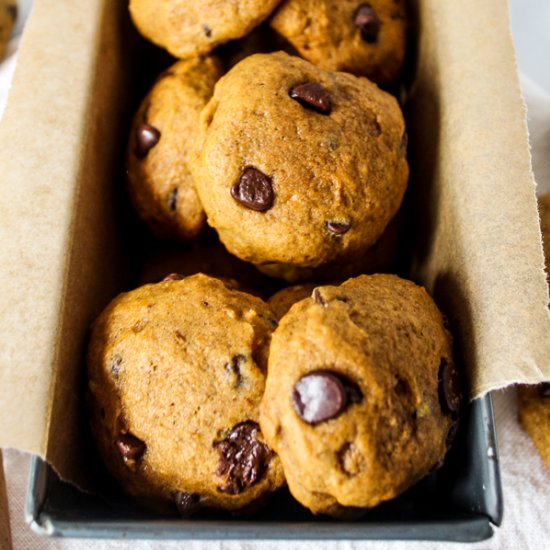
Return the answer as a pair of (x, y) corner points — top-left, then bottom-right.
(87, 0), (464, 519)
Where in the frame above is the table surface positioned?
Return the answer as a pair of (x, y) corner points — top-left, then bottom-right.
(1, 0), (550, 548)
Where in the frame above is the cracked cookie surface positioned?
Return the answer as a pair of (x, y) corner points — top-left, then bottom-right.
(88, 274), (284, 514)
(260, 274), (458, 516)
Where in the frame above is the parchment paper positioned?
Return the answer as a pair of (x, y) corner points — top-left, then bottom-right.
(0, 0), (548, 485)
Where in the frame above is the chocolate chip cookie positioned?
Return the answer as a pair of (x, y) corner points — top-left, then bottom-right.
(269, 0), (407, 84)
(539, 192), (550, 285)
(88, 274), (284, 515)
(129, 0), (282, 60)
(126, 56), (222, 241)
(518, 384), (550, 471)
(267, 283), (318, 319)
(260, 274), (460, 516)
(0, 0), (16, 60)
(191, 52), (408, 279)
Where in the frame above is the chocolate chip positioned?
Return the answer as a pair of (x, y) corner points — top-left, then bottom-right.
(110, 354), (122, 379)
(438, 359), (462, 414)
(174, 492), (201, 517)
(313, 288), (327, 306)
(163, 273), (184, 281)
(289, 82), (332, 114)
(202, 24), (212, 37)
(225, 355), (245, 387)
(327, 221), (351, 235)
(354, 4), (381, 43)
(293, 371), (362, 425)
(168, 188), (178, 211)
(214, 421), (273, 494)
(539, 382), (550, 397)
(135, 123), (160, 158)
(231, 167), (274, 212)
(116, 433), (146, 460)
(5, 3), (17, 20)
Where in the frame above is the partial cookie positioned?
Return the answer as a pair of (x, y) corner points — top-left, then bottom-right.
(270, 0), (407, 84)
(539, 193), (550, 285)
(0, 0), (16, 60)
(260, 274), (460, 516)
(191, 52), (408, 276)
(518, 384), (550, 470)
(129, 0), (282, 60)
(126, 57), (222, 241)
(138, 231), (278, 298)
(88, 274), (284, 515)
(268, 283), (318, 319)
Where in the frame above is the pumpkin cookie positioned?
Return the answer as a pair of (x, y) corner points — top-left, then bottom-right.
(191, 52), (408, 279)
(126, 56), (222, 241)
(260, 274), (460, 516)
(88, 274), (284, 515)
(269, 0), (407, 84)
(129, 0), (282, 60)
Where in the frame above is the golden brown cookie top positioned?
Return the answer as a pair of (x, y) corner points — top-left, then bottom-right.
(191, 52), (408, 270)
(0, 0), (17, 61)
(126, 56), (222, 241)
(267, 283), (318, 319)
(87, 274), (283, 513)
(260, 274), (459, 515)
(129, 0), (282, 59)
(270, 0), (407, 84)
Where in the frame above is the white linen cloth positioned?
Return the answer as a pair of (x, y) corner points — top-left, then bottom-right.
(2, 1), (550, 548)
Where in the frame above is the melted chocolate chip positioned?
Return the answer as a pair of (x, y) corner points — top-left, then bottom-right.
(289, 82), (332, 114)
(163, 273), (184, 281)
(327, 221), (351, 235)
(438, 359), (462, 414)
(174, 492), (201, 517)
(539, 382), (550, 397)
(135, 123), (160, 158)
(168, 188), (178, 211)
(215, 421), (273, 494)
(202, 24), (212, 37)
(231, 167), (274, 212)
(446, 420), (459, 448)
(354, 4), (381, 43)
(116, 433), (146, 460)
(5, 3), (17, 20)
(293, 371), (362, 425)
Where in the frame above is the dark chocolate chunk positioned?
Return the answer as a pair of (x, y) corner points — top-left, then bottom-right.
(539, 382), (550, 397)
(110, 354), (122, 379)
(231, 167), (274, 212)
(313, 288), (327, 306)
(214, 421), (273, 494)
(5, 3), (17, 20)
(293, 371), (362, 425)
(135, 123), (160, 158)
(289, 82), (332, 114)
(116, 433), (146, 460)
(354, 4), (381, 43)
(225, 355), (245, 387)
(168, 188), (178, 211)
(202, 24), (212, 37)
(163, 273), (184, 281)
(438, 359), (462, 414)
(327, 221), (351, 235)
(174, 492), (201, 517)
